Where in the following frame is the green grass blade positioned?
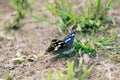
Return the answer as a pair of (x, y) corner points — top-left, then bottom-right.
(46, 71), (53, 80)
(28, 13), (50, 23)
(67, 61), (74, 80)
(57, 70), (66, 80)
(97, 0), (101, 11)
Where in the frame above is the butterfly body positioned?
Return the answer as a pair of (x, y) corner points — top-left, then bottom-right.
(46, 25), (77, 54)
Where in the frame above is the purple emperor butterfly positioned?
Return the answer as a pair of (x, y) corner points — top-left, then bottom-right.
(46, 25), (77, 54)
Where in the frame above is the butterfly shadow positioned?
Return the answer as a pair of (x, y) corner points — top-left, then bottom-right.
(51, 52), (77, 62)
(50, 49), (96, 62)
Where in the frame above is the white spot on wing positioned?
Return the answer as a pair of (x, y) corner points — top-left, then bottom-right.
(65, 38), (71, 43)
(71, 33), (75, 36)
(58, 42), (63, 44)
(54, 45), (61, 51)
(53, 43), (57, 46)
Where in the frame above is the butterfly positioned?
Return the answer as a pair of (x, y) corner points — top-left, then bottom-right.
(46, 25), (77, 54)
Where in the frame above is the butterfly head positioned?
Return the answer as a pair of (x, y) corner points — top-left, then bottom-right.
(71, 25), (77, 32)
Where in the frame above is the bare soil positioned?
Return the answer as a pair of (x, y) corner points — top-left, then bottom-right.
(0, 0), (120, 80)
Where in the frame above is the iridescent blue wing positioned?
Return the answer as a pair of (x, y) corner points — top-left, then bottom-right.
(63, 25), (77, 46)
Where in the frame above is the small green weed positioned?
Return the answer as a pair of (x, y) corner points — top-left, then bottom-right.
(110, 54), (120, 63)
(3, 72), (12, 80)
(46, 0), (78, 30)
(73, 31), (117, 56)
(11, 49), (45, 63)
(0, 32), (14, 40)
(3, 0), (33, 30)
(11, 51), (28, 64)
(46, 61), (93, 80)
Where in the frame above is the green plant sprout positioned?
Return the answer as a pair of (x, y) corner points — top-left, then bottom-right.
(73, 31), (117, 56)
(46, 0), (78, 32)
(3, 72), (12, 80)
(0, 32), (14, 40)
(3, 0), (33, 30)
(11, 50), (45, 64)
(46, 61), (93, 80)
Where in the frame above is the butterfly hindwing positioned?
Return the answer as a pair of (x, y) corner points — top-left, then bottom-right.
(46, 39), (69, 52)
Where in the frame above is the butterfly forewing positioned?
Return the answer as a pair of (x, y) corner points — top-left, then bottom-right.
(63, 25), (77, 46)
